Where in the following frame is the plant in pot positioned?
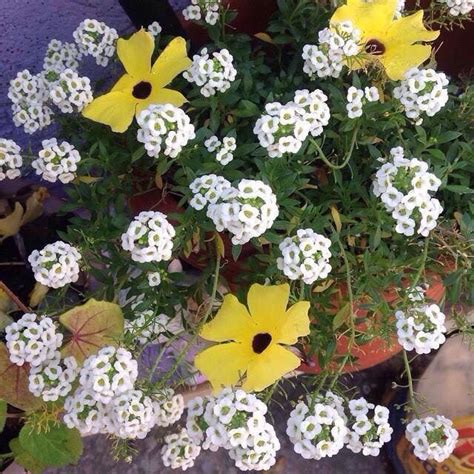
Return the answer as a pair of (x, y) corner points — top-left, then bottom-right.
(0, 0), (473, 471)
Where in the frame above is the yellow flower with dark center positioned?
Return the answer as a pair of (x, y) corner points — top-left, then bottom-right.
(82, 29), (191, 133)
(194, 283), (310, 393)
(331, 0), (439, 80)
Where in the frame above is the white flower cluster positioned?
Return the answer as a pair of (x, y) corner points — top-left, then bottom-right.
(29, 352), (78, 401)
(393, 68), (449, 124)
(186, 389), (280, 471)
(207, 179), (279, 245)
(438, 0), (473, 15)
(205, 135), (237, 165)
(0, 138), (22, 181)
(121, 211), (176, 263)
(254, 89), (330, 158)
(126, 309), (184, 345)
(28, 240), (82, 288)
(147, 21), (162, 36)
(373, 147), (443, 237)
(184, 48), (237, 97)
(32, 138), (82, 184)
(189, 174), (232, 211)
(49, 69), (93, 113)
(137, 104), (196, 159)
(345, 398), (393, 456)
(302, 22), (362, 79)
(162, 429), (202, 471)
(154, 389), (185, 427)
(346, 86), (380, 119)
(43, 39), (82, 74)
(5, 313), (63, 367)
(277, 229), (332, 284)
(395, 303), (446, 354)
(182, 0), (221, 26)
(287, 391), (347, 460)
(72, 19), (118, 67)
(406, 415), (458, 462)
(8, 70), (53, 134)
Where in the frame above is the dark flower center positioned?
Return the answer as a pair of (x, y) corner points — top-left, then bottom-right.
(132, 81), (152, 99)
(252, 333), (272, 354)
(365, 39), (385, 56)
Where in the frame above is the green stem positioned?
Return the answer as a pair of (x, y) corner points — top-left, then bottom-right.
(311, 125), (359, 170)
(402, 349), (419, 416)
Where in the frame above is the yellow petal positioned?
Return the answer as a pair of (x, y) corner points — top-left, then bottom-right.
(135, 86), (188, 116)
(242, 344), (300, 392)
(200, 294), (255, 343)
(278, 301), (311, 345)
(331, 0), (396, 39)
(117, 29), (154, 78)
(151, 37), (192, 87)
(82, 91), (136, 133)
(381, 43), (433, 80)
(246, 283), (290, 334)
(110, 73), (136, 93)
(194, 342), (254, 393)
(387, 10), (439, 46)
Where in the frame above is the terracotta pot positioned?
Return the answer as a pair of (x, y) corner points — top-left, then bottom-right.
(299, 271), (446, 374)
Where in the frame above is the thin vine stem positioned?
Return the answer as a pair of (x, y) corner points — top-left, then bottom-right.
(402, 349), (419, 417)
(311, 124), (359, 170)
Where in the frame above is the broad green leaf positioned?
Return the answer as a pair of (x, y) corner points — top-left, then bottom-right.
(19, 422), (83, 467)
(59, 299), (124, 363)
(0, 399), (6, 432)
(0, 343), (42, 411)
(333, 302), (351, 330)
(10, 437), (47, 474)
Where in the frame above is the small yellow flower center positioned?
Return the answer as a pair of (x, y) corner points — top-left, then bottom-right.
(132, 81), (152, 99)
(365, 39), (385, 56)
(252, 333), (272, 354)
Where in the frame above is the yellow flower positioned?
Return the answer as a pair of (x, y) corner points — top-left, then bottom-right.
(331, 0), (439, 80)
(194, 283), (310, 393)
(82, 29), (192, 133)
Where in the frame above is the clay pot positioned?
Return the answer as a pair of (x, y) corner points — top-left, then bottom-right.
(299, 272), (446, 374)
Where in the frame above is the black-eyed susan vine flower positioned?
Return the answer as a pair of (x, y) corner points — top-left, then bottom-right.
(82, 29), (191, 133)
(331, 0), (439, 80)
(194, 283), (310, 392)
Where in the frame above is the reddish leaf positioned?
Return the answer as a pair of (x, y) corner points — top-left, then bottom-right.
(0, 343), (42, 411)
(59, 299), (124, 363)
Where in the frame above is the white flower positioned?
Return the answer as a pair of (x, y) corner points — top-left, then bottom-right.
(147, 271), (161, 287)
(121, 211), (175, 263)
(161, 429), (201, 471)
(137, 104), (195, 158)
(28, 241), (81, 288)
(154, 389), (185, 427)
(29, 352), (78, 401)
(437, 0), (473, 16)
(32, 138), (81, 183)
(43, 39), (82, 74)
(0, 138), (22, 180)
(48, 69), (93, 113)
(182, 0), (221, 25)
(372, 146), (443, 237)
(346, 86), (379, 119)
(189, 174), (232, 211)
(8, 69), (53, 134)
(406, 415), (458, 462)
(184, 48), (237, 96)
(394, 68), (449, 123)
(395, 303), (446, 354)
(5, 313), (63, 367)
(147, 21), (162, 36)
(277, 228), (332, 284)
(73, 19), (118, 67)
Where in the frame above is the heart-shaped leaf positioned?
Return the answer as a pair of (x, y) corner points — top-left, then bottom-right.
(0, 343), (42, 411)
(19, 422), (83, 468)
(59, 299), (124, 363)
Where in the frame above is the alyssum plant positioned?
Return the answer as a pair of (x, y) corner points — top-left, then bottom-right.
(0, 0), (473, 471)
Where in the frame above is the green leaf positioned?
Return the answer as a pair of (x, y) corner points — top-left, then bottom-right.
(444, 185), (474, 194)
(59, 299), (124, 363)
(18, 423), (83, 468)
(0, 343), (42, 411)
(10, 437), (47, 474)
(233, 99), (260, 117)
(436, 131), (462, 145)
(0, 399), (6, 432)
(333, 302), (351, 330)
